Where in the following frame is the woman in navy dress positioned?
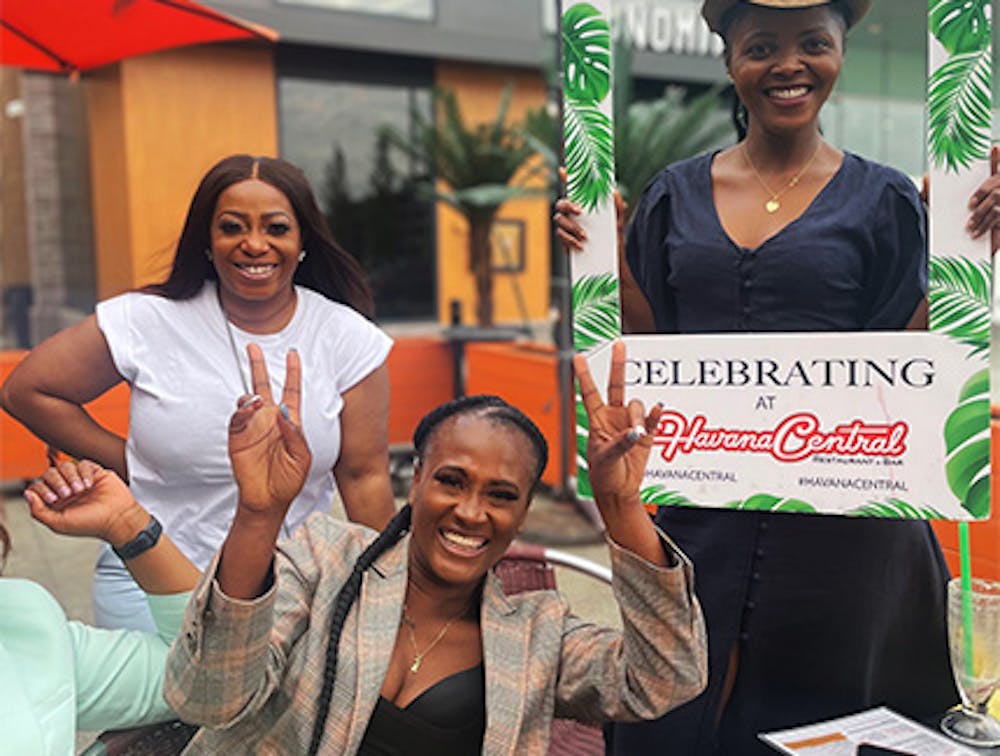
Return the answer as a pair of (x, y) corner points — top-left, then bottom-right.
(555, 0), (1000, 752)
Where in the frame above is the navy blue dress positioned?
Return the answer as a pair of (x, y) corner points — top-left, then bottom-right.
(608, 152), (955, 755)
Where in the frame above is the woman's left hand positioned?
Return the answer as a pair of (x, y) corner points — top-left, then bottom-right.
(228, 344), (312, 522)
(573, 341), (661, 507)
(967, 145), (1000, 251)
(24, 459), (147, 545)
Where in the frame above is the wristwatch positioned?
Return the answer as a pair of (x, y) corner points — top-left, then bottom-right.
(112, 514), (163, 561)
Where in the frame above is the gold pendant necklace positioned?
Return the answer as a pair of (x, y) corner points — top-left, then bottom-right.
(402, 604), (465, 674)
(742, 141), (823, 214)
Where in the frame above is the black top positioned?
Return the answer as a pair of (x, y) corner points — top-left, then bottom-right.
(624, 151), (927, 333)
(357, 663), (485, 756)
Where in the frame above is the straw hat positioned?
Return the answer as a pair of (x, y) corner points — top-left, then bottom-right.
(701, 0), (871, 36)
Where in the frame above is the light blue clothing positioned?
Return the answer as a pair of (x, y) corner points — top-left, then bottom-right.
(93, 546), (156, 632)
(0, 578), (189, 756)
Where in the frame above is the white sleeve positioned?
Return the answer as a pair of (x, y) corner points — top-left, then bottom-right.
(95, 294), (138, 383)
(336, 314), (393, 393)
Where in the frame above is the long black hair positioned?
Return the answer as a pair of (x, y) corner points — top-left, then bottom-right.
(144, 154), (374, 318)
(306, 395), (548, 755)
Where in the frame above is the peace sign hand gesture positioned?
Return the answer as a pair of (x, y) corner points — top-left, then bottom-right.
(228, 344), (312, 522)
(573, 341), (668, 566)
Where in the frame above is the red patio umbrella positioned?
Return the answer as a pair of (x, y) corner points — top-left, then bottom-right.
(0, 0), (276, 73)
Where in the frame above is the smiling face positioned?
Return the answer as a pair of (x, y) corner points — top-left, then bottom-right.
(408, 412), (537, 591)
(210, 178), (302, 322)
(726, 5), (845, 136)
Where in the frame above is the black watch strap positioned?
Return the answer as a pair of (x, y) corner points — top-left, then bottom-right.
(112, 515), (163, 561)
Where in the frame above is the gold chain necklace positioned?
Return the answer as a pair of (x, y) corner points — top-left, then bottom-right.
(742, 141), (823, 214)
(401, 604), (466, 674)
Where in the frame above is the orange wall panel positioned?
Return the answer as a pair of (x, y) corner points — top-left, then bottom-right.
(463, 342), (572, 487)
(86, 43), (278, 298)
(386, 337), (455, 446)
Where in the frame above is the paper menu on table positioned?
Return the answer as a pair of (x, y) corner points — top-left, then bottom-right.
(759, 707), (976, 755)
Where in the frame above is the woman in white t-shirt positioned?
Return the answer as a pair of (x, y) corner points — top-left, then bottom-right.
(0, 154), (396, 631)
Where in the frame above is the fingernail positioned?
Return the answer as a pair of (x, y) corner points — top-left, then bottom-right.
(82, 478), (93, 489)
(58, 486), (72, 498)
(71, 481), (84, 493)
(238, 394), (263, 409)
(43, 491), (58, 504)
(289, 347), (298, 354)
(279, 403), (290, 420)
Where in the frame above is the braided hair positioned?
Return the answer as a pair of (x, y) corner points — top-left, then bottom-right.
(305, 395), (547, 754)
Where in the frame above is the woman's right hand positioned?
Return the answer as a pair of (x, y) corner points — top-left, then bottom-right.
(24, 459), (148, 546)
(227, 344), (311, 522)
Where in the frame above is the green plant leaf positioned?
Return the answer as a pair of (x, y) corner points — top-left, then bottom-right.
(944, 367), (991, 518)
(562, 3), (611, 104)
(928, 48), (992, 172)
(846, 499), (948, 519)
(727, 493), (817, 513)
(563, 100), (614, 211)
(929, 0), (991, 55)
(639, 485), (698, 508)
(572, 273), (621, 350)
(928, 256), (991, 356)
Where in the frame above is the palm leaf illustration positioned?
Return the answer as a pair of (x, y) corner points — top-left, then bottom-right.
(561, 2), (611, 105)
(929, 0), (991, 55)
(727, 493), (816, 514)
(572, 273), (621, 351)
(928, 47), (992, 172)
(563, 100), (614, 210)
(639, 485), (697, 508)
(928, 256), (991, 356)
(944, 368), (990, 518)
(846, 499), (948, 519)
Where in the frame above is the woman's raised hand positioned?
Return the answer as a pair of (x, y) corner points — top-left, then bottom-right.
(573, 341), (661, 507)
(24, 459), (145, 545)
(966, 144), (1000, 251)
(573, 342), (668, 565)
(228, 344), (312, 521)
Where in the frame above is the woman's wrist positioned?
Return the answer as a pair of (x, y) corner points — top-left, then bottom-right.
(105, 503), (153, 548)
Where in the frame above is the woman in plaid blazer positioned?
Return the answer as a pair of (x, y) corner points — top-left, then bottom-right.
(165, 341), (707, 754)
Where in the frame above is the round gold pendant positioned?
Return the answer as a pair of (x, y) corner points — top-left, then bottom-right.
(765, 199), (780, 213)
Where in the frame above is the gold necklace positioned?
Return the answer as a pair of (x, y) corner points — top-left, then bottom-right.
(742, 141), (823, 214)
(401, 604), (466, 674)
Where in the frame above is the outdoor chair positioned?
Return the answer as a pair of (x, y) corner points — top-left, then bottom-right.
(494, 540), (613, 756)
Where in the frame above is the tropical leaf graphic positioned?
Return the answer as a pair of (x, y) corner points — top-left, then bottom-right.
(928, 256), (991, 356)
(639, 485), (698, 508)
(929, 0), (991, 55)
(846, 499), (948, 519)
(726, 493), (816, 514)
(561, 3), (611, 104)
(944, 368), (991, 518)
(572, 273), (621, 351)
(928, 47), (992, 171)
(563, 101), (615, 210)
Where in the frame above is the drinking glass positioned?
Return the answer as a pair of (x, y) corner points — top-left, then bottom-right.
(941, 577), (1000, 747)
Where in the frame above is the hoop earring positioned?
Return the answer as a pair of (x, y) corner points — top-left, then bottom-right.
(298, 250), (307, 263)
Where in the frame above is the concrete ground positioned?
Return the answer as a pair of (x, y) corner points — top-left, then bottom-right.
(1, 483), (618, 751)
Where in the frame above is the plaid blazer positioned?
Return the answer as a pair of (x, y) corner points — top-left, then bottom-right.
(165, 513), (706, 755)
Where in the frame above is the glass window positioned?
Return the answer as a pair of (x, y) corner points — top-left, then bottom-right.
(276, 0), (433, 21)
(278, 49), (436, 320)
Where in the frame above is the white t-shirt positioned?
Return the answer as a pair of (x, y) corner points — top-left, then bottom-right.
(96, 283), (392, 569)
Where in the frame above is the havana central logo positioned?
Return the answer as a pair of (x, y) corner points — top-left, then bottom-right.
(654, 411), (909, 463)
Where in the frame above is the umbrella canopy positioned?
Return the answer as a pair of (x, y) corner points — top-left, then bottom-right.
(1, 0), (276, 73)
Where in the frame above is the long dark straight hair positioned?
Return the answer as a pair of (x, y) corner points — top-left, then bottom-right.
(144, 154), (374, 318)
(305, 395), (548, 755)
